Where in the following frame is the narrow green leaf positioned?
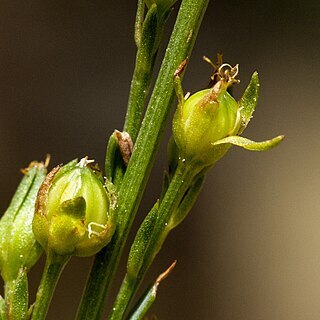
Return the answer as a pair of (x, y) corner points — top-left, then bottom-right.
(140, 4), (159, 56)
(127, 284), (155, 320)
(168, 174), (205, 230)
(144, 0), (153, 8)
(127, 202), (159, 278)
(105, 134), (119, 181)
(105, 134), (125, 185)
(135, 0), (145, 47)
(238, 71), (259, 134)
(167, 136), (179, 178)
(127, 261), (176, 320)
(0, 163), (47, 282)
(213, 135), (285, 151)
(160, 171), (170, 201)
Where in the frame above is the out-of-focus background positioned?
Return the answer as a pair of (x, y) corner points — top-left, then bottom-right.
(0, 1), (319, 319)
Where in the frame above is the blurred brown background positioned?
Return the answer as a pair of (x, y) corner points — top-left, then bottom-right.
(0, 0), (319, 319)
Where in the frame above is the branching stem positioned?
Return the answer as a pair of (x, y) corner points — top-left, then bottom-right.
(77, 1), (210, 319)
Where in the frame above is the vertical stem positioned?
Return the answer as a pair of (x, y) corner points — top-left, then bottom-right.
(0, 295), (4, 320)
(123, 44), (156, 143)
(105, 2), (160, 183)
(109, 274), (135, 320)
(110, 161), (195, 319)
(31, 252), (69, 320)
(4, 279), (28, 320)
(4, 282), (15, 319)
(4, 268), (29, 320)
(124, 1), (162, 143)
(77, 1), (210, 319)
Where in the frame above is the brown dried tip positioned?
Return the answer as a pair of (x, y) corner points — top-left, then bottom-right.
(203, 53), (225, 88)
(153, 260), (177, 294)
(114, 130), (133, 167)
(21, 154), (51, 175)
(174, 58), (188, 78)
(35, 165), (61, 216)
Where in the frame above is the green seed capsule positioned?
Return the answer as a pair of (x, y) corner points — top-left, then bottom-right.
(33, 157), (115, 257)
(172, 59), (284, 169)
(0, 161), (47, 282)
(173, 76), (241, 168)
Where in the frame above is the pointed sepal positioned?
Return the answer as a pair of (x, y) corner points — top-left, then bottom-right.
(213, 135), (284, 151)
(238, 71), (259, 134)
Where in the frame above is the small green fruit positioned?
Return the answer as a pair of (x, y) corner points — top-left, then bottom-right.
(33, 158), (115, 257)
(173, 78), (240, 168)
(172, 60), (284, 170)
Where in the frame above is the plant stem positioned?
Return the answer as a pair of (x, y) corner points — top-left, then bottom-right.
(31, 252), (69, 320)
(105, 2), (161, 183)
(110, 161), (195, 319)
(77, 1), (210, 319)
(4, 270), (28, 320)
(123, 7), (157, 143)
(4, 282), (15, 319)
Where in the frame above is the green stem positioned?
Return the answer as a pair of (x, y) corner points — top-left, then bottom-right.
(4, 282), (15, 319)
(110, 161), (195, 319)
(0, 295), (4, 320)
(105, 2), (161, 183)
(123, 6), (158, 142)
(4, 269), (28, 320)
(77, 1), (209, 319)
(123, 43), (156, 143)
(110, 274), (136, 320)
(31, 252), (69, 320)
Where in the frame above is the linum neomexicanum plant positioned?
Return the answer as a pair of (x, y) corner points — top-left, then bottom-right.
(0, 0), (284, 319)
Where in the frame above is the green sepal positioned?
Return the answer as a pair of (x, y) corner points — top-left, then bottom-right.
(33, 158), (115, 258)
(5, 268), (29, 320)
(49, 214), (86, 256)
(0, 295), (4, 320)
(168, 174), (205, 230)
(57, 197), (86, 220)
(213, 135), (285, 151)
(238, 71), (259, 134)
(52, 159), (77, 181)
(127, 202), (159, 278)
